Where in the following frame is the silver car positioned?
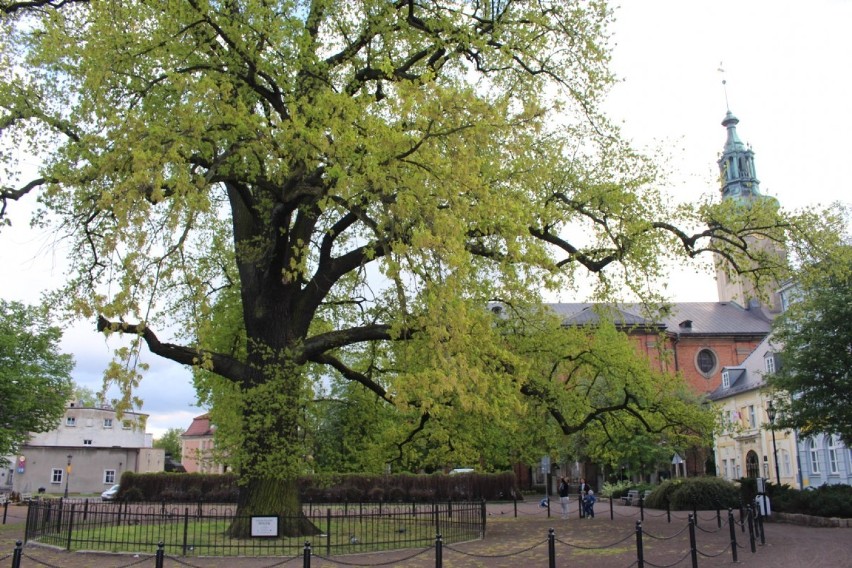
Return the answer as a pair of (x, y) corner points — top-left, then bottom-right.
(101, 484), (120, 501)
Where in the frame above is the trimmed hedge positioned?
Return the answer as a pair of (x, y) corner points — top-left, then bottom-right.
(116, 471), (519, 503)
(644, 478), (739, 510)
(771, 484), (852, 518)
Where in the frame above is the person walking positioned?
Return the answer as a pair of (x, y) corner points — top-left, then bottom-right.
(557, 476), (570, 519)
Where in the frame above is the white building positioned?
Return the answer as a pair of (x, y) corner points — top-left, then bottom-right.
(10, 402), (165, 496)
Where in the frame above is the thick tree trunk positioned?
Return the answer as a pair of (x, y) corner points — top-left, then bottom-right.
(225, 347), (319, 537)
(227, 477), (321, 538)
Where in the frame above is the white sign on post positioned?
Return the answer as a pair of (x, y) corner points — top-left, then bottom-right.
(541, 456), (551, 474)
(251, 516), (279, 538)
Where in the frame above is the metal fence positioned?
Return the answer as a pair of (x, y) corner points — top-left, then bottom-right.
(23, 499), (484, 557)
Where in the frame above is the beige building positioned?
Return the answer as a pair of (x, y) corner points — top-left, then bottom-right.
(12, 402), (164, 496)
(708, 336), (799, 487)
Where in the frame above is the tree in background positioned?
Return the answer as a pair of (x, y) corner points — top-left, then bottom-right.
(767, 245), (852, 446)
(153, 428), (185, 464)
(0, 300), (74, 466)
(1, 1), (844, 535)
(73, 384), (100, 407)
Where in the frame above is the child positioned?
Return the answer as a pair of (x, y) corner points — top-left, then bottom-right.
(583, 489), (597, 519)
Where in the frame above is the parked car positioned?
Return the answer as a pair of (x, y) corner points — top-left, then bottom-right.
(101, 485), (120, 501)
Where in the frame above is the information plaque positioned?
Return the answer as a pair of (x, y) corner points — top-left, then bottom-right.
(250, 516), (279, 538)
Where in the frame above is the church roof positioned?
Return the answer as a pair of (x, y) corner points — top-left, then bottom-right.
(707, 334), (778, 401)
(548, 301), (772, 335)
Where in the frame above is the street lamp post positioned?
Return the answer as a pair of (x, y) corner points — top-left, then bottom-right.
(64, 454), (72, 498)
(766, 401), (781, 484)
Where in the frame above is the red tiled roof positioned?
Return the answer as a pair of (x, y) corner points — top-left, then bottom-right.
(182, 413), (215, 437)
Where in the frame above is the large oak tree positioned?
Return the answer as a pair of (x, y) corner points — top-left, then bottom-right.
(1, 0), (843, 535)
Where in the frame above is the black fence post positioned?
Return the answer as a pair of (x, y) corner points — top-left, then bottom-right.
(11, 540), (23, 568)
(639, 496), (645, 522)
(716, 506), (722, 529)
(182, 508), (189, 555)
(303, 541), (311, 568)
(728, 508), (738, 563)
(746, 506), (756, 553)
(609, 496), (614, 521)
(666, 500), (671, 523)
(480, 500), (487, 537)
(326, 508), (332, 557)
(435, 533), (443, 568)
(688, 514), (698, 568)
(635, 521), (645, 568)
(83, 498), (89, 521)
(155, 542), (165, 568)
(2, 500), (7, 525)
(513, 493), (518, 518)
(548, 528), (556, 568)
(65, 504), (76, 551)
(692, 503), (697, 527)
(755, 499), (765, 545)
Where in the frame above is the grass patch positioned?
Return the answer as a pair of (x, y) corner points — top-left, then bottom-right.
(29, 511), (476, 556)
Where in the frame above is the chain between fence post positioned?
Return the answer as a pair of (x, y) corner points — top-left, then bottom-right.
(12, 540), (22, 568)
(728, 508), (738, 563)
(635, 521), (644, 568)
(746, 505), (756, 553)
(688, 514), (698, 568)
(303, 541), (311, 568)
(548, 527), (556, 568)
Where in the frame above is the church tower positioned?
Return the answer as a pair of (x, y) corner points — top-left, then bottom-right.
(714, 111), (785, 313)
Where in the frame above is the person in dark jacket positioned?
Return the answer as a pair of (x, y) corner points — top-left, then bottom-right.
(557, 477), (570, 519)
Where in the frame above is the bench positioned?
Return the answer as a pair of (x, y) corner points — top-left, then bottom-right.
(621, 490), (639, 506)
(20, 492), (33, 502)
(0, 494), (8, 505)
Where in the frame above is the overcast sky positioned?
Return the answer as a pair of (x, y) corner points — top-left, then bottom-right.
(2, 1), (850, 438)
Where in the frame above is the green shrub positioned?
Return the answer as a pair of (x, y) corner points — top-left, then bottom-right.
(645, 478), (738, 510)
(600, 480), (632, 499)
(772, 484), (852, 518)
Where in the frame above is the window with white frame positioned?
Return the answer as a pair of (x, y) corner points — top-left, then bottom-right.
(809, 439), (820, 474)
(103, 418), (113, 428)
(829, 436), (839, 474)
(122, 420), (132, 430)
(104, 470), (116, 484)
(782, 450), (792, 477)
(51, 469), (63, 484)
(748, 405), (756, 428)
(722, 459), (728, 479)
(722, 371), (730, 388)
(83, 439), (92, 445)
(764, 354), (775, 373)
(66, 416), (76, 426)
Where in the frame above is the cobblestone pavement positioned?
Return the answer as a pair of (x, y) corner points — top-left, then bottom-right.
(1, 499), (849, 567)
